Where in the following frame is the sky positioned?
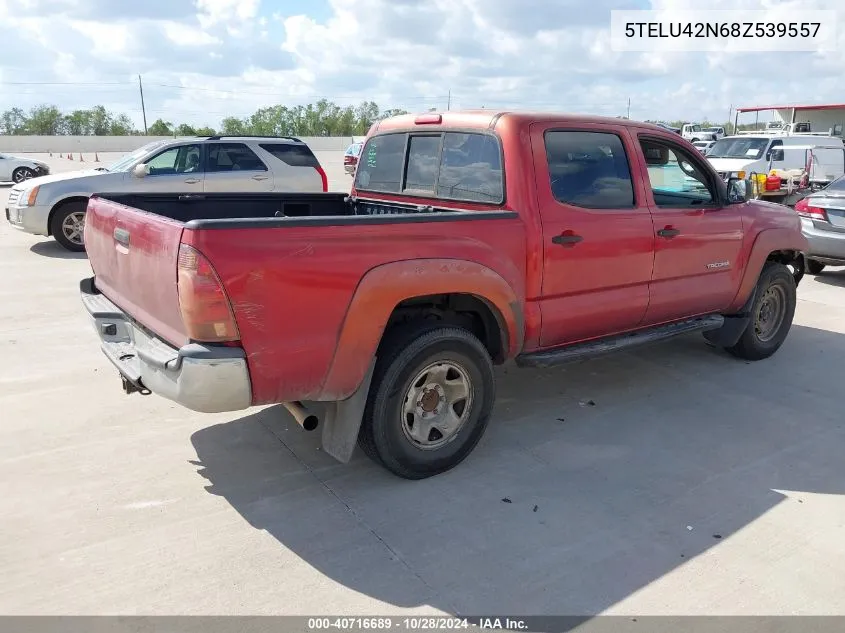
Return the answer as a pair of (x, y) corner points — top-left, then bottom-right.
(1, 0), (844, 129)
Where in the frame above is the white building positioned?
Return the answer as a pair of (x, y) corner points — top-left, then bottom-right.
(735, 103), (845, 135)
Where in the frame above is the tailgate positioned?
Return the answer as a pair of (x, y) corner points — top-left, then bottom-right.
(85, 196), (188, 347)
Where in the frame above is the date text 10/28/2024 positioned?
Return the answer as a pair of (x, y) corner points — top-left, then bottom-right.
(307, 618), (529, 631)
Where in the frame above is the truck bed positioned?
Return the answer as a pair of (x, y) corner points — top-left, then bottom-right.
(92, 192), (351, 223)
(90, 192), (482, 225)
(84, 191), (526, 404)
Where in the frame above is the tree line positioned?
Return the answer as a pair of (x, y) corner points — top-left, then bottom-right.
(0, 99), (409, 137)
(1, 103), (770, 138)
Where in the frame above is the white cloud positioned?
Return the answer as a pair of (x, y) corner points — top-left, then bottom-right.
(1, 0), (845, 128)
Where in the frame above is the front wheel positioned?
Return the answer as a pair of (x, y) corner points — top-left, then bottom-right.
(358, 325), (496, 479)
(50, 201), (87, 252)
(12, 167), (35, 183)
(726, 262), (796, 361)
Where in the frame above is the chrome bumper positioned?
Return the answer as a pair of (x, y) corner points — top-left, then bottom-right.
(80, 277), (252, 413)
(5, 202), (50, 236)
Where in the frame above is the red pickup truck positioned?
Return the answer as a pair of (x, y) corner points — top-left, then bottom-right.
(80, 111), (808, 479)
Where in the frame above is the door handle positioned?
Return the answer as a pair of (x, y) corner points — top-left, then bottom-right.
(657, 227), (681, 238)
(184, 178), (200, 184)
(551, 232), (583, 247)
(251, 174), (269, 181)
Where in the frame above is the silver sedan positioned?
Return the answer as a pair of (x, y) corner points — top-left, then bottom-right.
(795, 176), (845, 274)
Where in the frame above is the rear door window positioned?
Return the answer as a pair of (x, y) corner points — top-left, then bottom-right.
(544, 131), (635, 208)
(259, 143), (319, 167)
(207, 143), (268, 172)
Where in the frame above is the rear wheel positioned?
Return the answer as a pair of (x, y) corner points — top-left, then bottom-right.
(807, 260), (826, 275)
(50, 201), (87, 252)
(12, 167), (35, 183)
(726, 262), (796, 361)
(358, 324), (495, 479)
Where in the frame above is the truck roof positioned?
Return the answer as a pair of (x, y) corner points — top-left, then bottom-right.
(372, 110), (676, 137)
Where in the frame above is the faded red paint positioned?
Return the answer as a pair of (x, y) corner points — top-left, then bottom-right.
(318, 259), (523, 400)
(84, 111), (808, 412)
(727, 226), (809, 313)
(181, 219), (527, 405)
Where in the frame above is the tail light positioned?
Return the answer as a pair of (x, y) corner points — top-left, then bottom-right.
(314, 165), (328, 192)
(177, 244), (239, 343)
(794, 198), (828, 221)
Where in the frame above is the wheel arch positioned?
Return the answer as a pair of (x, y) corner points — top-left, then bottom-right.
(727, 228), (808, 313)
(48, 196), (90, 238)
(316, 258), (524, 401)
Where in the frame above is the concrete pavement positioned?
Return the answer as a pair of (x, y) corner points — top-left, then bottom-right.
(1, 152), (844, 615)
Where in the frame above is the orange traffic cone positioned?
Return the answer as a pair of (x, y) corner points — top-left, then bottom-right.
(94, 153), (100, 162)
(79, 153), (84, 162)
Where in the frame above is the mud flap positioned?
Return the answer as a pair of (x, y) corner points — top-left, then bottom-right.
(704, 288), (757, 348)
(320, 358), (376, 463)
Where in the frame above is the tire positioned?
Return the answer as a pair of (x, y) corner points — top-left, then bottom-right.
(726, 262), (796, 361)
(691, 138), (700, 143)
(50, 201), (87, 252)
(807, 260), (826, 275)
(12, 167), (35, 184)
(358, 324), (496, 479)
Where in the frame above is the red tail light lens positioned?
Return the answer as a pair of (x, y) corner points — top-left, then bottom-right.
(794, 198), (828, 221)
(177, 244), (239, 343)
(314, 165), (328, 192)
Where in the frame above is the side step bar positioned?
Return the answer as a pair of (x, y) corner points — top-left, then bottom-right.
(515, 315), (725, 369)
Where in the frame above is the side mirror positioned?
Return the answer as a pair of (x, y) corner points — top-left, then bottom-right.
(727, 177), (750, 204)
(132, 163), (149, 178)
(770, 148), (785, 162)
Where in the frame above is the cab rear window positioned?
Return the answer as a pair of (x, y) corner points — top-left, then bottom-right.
(354, 131), (504, 204)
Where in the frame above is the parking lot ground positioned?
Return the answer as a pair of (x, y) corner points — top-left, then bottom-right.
(2, 152), (845, 615)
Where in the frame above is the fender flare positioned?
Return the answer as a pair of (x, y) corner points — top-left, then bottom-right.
(726, 227), (808, 313)
(317, 258), (524, 401)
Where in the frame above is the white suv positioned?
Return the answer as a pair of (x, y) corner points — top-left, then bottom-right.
(5, 136), (328, 251)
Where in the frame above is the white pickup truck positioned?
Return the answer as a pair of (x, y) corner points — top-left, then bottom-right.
(682, 124), (720, 143)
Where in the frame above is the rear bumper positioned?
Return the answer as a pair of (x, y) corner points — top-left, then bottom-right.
(80, 277), (252, 413)
(801, 217), (845, 264)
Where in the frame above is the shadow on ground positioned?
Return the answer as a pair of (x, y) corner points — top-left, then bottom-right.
(814, 268), (845, 288)
(29, 240), (87, 259)
(190, 324), (845, 615)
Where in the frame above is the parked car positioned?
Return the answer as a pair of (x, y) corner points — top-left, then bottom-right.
(692, 141), (715, 155)
(5, 136), (327, 252)
(0, 152), (49, 184)
(795, 175), (845, 274)
(655, 122), (681, 134)
(702, 126), (726, 140)
(344, 141), (363, 175)
(80, 111), (807, 480)
(682, 123), (720, 142)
